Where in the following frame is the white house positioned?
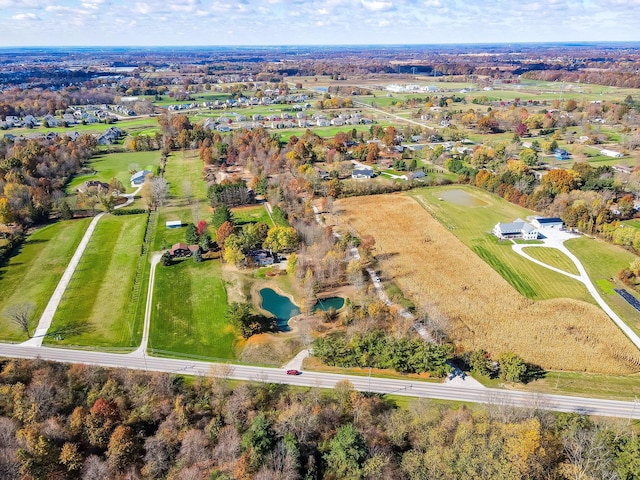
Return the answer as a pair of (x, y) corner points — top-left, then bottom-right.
(493, 218), (539, 240)
(351, 167), (374, 179)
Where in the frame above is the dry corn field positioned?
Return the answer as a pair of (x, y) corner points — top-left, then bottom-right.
(336, 194), (640, 374)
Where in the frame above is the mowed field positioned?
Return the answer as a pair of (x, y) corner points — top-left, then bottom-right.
(46, 214), (148, 348)
(66, 150), (160, 194)
(149, 259), (236, 359)
(335, 191), (640, 373)
(0, 219), (91, 342)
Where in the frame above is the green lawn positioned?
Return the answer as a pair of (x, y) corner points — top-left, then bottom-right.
(411, 186), (593, 303)
(67, 150), (161, 194)
(232, 205), (274, 227)
(45, 214), (148, 348)
(0, 219), (91, 342)
(565, 236), (640, 333)
(149, 259), (236, 359)
(521, 246), (580, 275)
(164, 150), (208, 200)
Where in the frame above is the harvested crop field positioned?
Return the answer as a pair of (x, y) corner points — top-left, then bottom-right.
(335, 194), (640, 374)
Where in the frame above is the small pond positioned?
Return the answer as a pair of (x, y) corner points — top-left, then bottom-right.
(439, 189), (488, 207)
(258, 289), (345, 331)
(312, 297), (345, 312)
(259, 288), (299, 331)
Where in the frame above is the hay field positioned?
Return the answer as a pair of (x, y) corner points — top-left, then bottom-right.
(335, 194), (640, 374)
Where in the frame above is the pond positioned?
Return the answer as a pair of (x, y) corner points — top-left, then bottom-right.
(312, 297), (345, 312)
(259, 288), (299, 331)
(258, 289), (345, 331)
(439, 189), (488, 207)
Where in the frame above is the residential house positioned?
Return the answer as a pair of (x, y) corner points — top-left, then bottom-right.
(130, 169), (153, 187)
(77, 180), (110, 193)
(554, 148), (571, 160)
(493, 218), (539, 240)
(613, 165), (633, 175)
(601, 149), (624, 158)
(168, 243), (199, 258)
(352, 167), (375, 179)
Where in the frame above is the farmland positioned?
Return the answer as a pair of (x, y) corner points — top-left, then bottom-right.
(410, 186), (594, 303)
(335, 192), (640, 373)
(45, 214), (148, 348)
(0, 218), (91, 342)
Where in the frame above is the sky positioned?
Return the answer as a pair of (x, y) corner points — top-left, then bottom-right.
(1, 0), (639, 47)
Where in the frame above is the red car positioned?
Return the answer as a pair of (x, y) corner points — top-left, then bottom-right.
(286, 369), (301, 375)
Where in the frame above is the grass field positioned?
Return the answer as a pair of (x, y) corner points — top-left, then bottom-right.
(164, 150), (208, 200)
(67, 150), (160, 194)
(565, 236), (640, 334)
(149, 259), (236, 359)
(410, 186), (593, 303)
(232, 205), (274, 227)
(335, 191), (640, 374)
(45, 214), (147, 348)
(0, 219), (91, 342)
(521, 246), (580, 276)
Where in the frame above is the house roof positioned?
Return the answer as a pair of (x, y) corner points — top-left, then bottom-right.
(536, 217), (563, 224)
(495, 218), (535, 234)
(130, 170), (152, 181)
(169, 243), (199, 254)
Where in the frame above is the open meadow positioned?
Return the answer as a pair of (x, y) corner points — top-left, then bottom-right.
(0, 219), (91, 342)
(334, 191), (640, 373)
(66, 150), (160, 194)
(149, 259), (236, 360)
(45, 214), (148, 348)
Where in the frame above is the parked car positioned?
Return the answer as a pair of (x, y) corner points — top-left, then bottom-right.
(286, 369), (301, 375)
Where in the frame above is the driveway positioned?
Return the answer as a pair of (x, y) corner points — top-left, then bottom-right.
(511, 228), (640, 350)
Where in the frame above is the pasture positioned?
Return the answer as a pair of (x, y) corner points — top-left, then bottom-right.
(233, 205), (274, 227)
(335, 191), (640, 373)
(0, 218), (91, 342)
(46, 214), (148, 348)
(149, 259), (236, 359)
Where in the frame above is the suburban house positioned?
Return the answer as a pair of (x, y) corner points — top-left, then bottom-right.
(77, 180), (110, 193)
(168, 243), (199, 258)
(247, 249), (276, 267)
(130, 169), (152, 187)
(352, 167), (375, 179)
(493, 218), (539, 240)
(532, 217), (564, 229)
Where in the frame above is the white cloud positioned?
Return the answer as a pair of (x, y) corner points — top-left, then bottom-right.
(361, 0), (394, 11)
(12, 12), (40, 20)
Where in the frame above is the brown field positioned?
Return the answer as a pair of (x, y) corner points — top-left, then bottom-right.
(335, 194), (640, 374)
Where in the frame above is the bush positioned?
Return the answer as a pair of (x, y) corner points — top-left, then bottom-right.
(112, 209), (147, 216)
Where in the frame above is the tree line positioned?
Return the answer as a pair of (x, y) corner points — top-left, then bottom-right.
(0, 357), (639, 479)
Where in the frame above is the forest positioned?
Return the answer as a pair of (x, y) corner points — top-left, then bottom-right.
(1, 357), (639, 480)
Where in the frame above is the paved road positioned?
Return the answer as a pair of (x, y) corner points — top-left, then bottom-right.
(0, 342), (638, 419)
(511, 228), (640, 350)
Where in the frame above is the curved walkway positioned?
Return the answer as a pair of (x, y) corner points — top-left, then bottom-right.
(511, 229), (640, 350)
(20, 186), (142, 347)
